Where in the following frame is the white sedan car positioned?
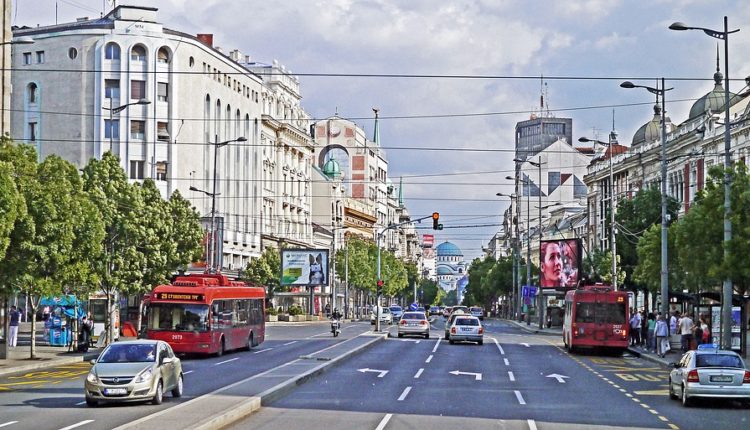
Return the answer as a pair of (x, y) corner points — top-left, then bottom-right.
(447, 315), (483, 345)
(370, 306), (392, 325)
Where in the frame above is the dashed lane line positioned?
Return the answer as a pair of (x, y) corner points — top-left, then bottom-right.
(432, 339), (440, 353)
(493, 338), (505, 355)
(253, 348), (275, 354)
(375, 414), (392, 430)
(283, 341), (298, 346)
(57, 420), (94, 430)
(215, 358), (239, 366)
(527, 419), (538, 430)
(413, 368), (424, 379)
(184, 370), (194, 375)
(508, 371), (515, 381)
(425, 355), (433, 363)
(504, 358), (510, 366)
(0, 422), (18, 428)
(397, 386), (412, 401)
(514, 390), (526, 405)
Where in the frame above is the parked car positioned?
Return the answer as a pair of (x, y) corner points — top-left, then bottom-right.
(84, 340), (183, 406)
(470, 307), (484, 320)
(447, 315), (484, 345)
(443, 309), (468, 339)
(389, 305), (403, 321)
(370, 306), (392, 325)
(397, 311), (430, 339)
(668, 345), (750, 407)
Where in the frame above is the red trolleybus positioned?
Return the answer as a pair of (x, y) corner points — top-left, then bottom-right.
(562, 284), (629, 354)
(146, 273), (265, 356)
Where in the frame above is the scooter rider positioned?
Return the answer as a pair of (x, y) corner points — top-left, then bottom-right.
(331, 308), (342, 321)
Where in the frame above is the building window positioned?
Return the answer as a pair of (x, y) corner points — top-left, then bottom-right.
(131, 120), (145, 140)
(131, 45), (146, 62)
(157, 122), (170, 142)
(105, 79), (120, 99)
(156, 162), (167, 181)
(104, 119), (120, 139)
(28, 122), (37, 141)
(157, 47), (170, 64)
(68, 47), (78, 60)
(28, 83), (37, 103)
(105, 43), (120, 60)
(23, 52), (31, 65)
(36, 51), (44, 63)
(130, 80), (146, 100)
(130, 160), (145, 179)
(189, 57), (195, 68)
(157, 82), (168, 102)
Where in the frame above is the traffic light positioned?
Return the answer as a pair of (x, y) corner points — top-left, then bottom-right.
(432, 212), (443, 230)
(377, 279), (384, 295)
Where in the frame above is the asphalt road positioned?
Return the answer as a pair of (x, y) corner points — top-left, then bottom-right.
(0, 320), (374, 430)
(231, 318), (749, 430)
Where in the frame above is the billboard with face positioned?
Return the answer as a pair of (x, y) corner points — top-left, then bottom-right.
(539, 238), (581, 288)
(280, 249), (329, 286)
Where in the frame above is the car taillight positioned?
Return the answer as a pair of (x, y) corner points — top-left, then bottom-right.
(400, 319), (407, 325)
(420, 321), (427, 326)
(451, 327), (456, 334)
(686, 369), (699, 383)
(478, 327), (484, 334)
(743, 371), (750, 384)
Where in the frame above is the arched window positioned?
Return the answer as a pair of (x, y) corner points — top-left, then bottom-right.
(105, 42), (120, 60)
(204, 95), (211, 143)
(215, 99), (222, 141)
(157, 47), (170, 63)
(225, 105), (231, 140)
(235, 109), (241, 138)
(131, 45), (147, 62)
(27, 83), (38, 104)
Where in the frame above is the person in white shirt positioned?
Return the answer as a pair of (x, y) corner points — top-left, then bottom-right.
(669, 311), (679, 336)
(678, 313), (694, 353)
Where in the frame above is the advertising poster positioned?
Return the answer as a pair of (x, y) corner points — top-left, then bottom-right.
(710, 307), (742, 350)
(280, 249), (329, 286)
(539, 238), (581, 288)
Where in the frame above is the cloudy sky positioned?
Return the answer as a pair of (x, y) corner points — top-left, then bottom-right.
(13, 0), (750, 260)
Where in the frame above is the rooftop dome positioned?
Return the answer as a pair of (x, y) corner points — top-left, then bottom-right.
(632, 103), (672, 146)
(436, 265), (454, 276)
(436, 241), (463, 257)
(688, 69), (736, 120)
(322, 158), (341, 178)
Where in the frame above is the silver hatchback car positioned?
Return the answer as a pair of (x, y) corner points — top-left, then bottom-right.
(669, 345), (750, 407)
(85, 340), (183, 406)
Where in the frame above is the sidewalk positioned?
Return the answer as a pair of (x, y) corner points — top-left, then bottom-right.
(0, 322), (100, 377)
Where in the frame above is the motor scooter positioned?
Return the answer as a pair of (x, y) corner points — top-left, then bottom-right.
(330, 318), (341, 337)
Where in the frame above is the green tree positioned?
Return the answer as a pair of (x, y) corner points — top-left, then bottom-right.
(82, 152), (146, 345)
(0, 160), (23, 261)
(167, 189), (204, 268)
(243, 247), (281, 305)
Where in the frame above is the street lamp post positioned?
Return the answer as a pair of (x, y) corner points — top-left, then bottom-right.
(192, 136), (247, 273)
(506, 175), (533, 324)
(103, 98), (151, 154)
(497, 192), (519, 321)
(579, 132), (624, 291)
(669, 15), (739, 352)
(619, 79), (673, 319)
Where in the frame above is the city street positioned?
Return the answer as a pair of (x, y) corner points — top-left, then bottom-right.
(1, 319), (748, 430)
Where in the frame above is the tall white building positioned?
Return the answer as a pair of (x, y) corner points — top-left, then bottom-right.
(11, 5), (265, 272)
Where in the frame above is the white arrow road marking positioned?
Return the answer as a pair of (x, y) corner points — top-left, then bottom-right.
(357, 368), (389, 378)
(58, 421), (95, 430)
(397, 386), (412, 401)
(449, 370), (482, 381)
(514, 390), (526, 405)
(521, 343), (530, 347)
(375, 414), (392, 430)
(546, 373), (569, 383)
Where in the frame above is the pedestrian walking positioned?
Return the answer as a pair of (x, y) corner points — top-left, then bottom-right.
(678, 313), (694, 353)
(655, 313), (669, 358)
(629, 310), (642, 346)
(669, 310), (679, 336)
(8, 305), (21, 347)
(640, 311), (648, 347)
(647, 312), (656, 353)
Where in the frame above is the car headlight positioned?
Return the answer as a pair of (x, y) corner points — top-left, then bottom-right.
(86, 371), (99, 384)
(134, 368), (153, 383)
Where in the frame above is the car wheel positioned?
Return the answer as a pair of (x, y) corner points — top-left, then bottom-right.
(477, 340), (483, 345)
(449, 339), (455, 345)
(424, 333), (429, 339)
(668, 378), (678, 400)
(152, 380), (164, 405)
(397, 333), (403, 338)
(216, 338), (225, 357)
(681, 385), (691, 407)
(171, 374), (183, 398)
(243, 333), (253, 351)
(85, 396), (97, 407)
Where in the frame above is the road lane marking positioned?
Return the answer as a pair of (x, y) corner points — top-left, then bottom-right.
(184, 370), (194, 375)
(508, 371), (515, 381)
(649, 409), (659, 415)
(375, 414), (392, 430)
(514, 390), (526, 405)
(432, 339), (440, 353)
(504, 358), (510, 366)
(414, 368), (424, 379)
(283, 341), (298, 346)
(58, 420), (95, 430)
(75, 401), (86, 406)
(0, 422), (19, 428)
(668, 424), (679, 429)
(527, 420), (538, 430)
(397, 386), (412, 401)
(253, 348), (275, 354)
(634, 389), (669, 395)
(425, 355), (433, 363)
(215, 358), (239, 365)
(658, 416), (669, 422)
(493, 338), (505, 355)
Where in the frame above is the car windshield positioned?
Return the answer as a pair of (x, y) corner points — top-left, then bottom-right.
(99, 343), (156, 363)
(455, 318), (479, 326)
(148, 303), (209, 332)
(471, 308), (482, 312)
(696, 354), (743, 368)
(402, 313), (425, 320)
(390, 306), (402, 312)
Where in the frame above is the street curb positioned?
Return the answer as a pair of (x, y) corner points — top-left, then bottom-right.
(191, 333), (387, 430)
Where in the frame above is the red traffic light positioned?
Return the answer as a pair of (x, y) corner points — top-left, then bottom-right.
(377, 280), (384, 287)
(432, 212), (439, 220)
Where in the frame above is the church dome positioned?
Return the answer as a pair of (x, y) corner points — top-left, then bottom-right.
(632, 103), (672, 146)
(688, 69), (736, 120)
(322, 158), (341, 178)
(436, 241), (463, 257)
